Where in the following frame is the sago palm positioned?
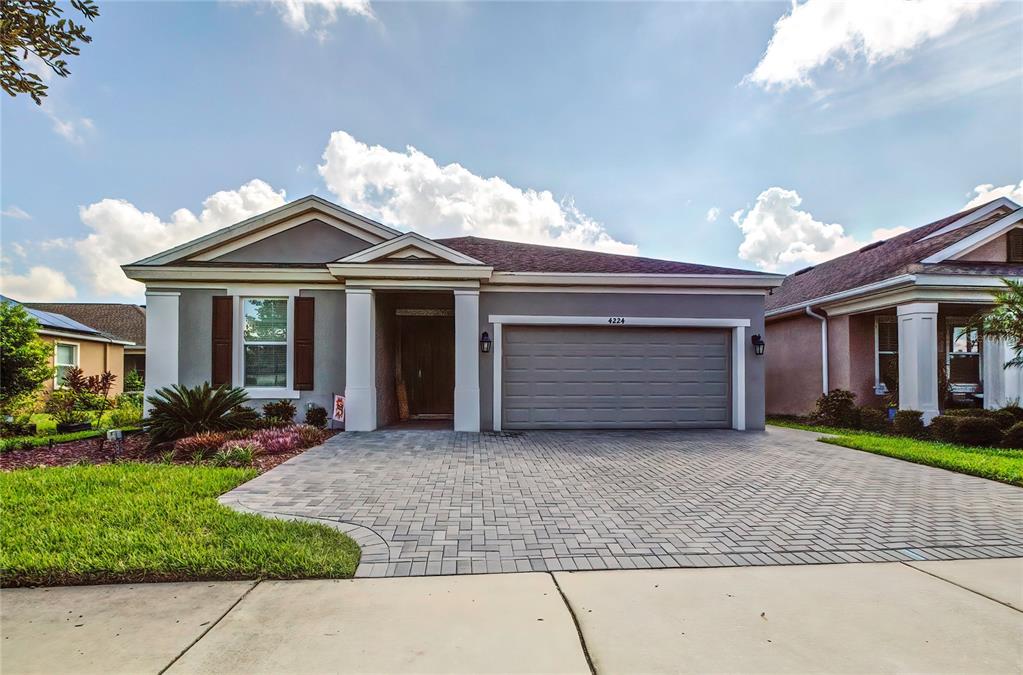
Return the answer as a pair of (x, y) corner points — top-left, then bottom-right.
(144, 382), (258, 446)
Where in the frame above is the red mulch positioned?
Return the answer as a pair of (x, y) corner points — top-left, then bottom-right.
(0, 430), (339, 473)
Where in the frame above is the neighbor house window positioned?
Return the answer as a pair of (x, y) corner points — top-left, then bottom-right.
(54, 342), (79, 387)
(946, 318), (981, 390)
(1009, 230), (1023, 263)
(875, 316), (898, 392)
(242, 298), (288, 388)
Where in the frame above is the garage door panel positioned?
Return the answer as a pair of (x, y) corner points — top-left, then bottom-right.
(502, 325), (731, 430)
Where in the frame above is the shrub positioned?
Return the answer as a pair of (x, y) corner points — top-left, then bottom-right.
(1003, 423), (1023, 449)
(257, 416), (291, 429)
(929, 415), (959, 443)
(107, 401), (142, 429)
(211, 444), (259, 467)
(954, 417), (1004, 447)
(251, 427), (302, 454)
(0, 301), (55, 419)
(124, 369), (145, 393)
(993, 410), (1018, 430)
(262, 400), (296, 424)
(174, 432), (229, 458)
(293, 424), (328, 448)
(944, 408), (994, 418)
(144, 383), (258, 446)
(857, 407), (889, 433)
(304, 404), (328, 429)
(1000, 405), (1023, 423)
(812, 389), (859, 428)
(44, 390), (91, 427)
(893, 410), (925, 438)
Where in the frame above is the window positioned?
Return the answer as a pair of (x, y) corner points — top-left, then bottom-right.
(54, 343), (79, 387)
(875, 317), (898, 392)
(946, 318), (981, 389)
(1009, 230), (1023, 263)
(242, 298), (288, 388)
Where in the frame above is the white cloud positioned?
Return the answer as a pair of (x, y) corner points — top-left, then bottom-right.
(74, 179), (287, 297)
(732, 187), (906, 271)
(1, 206), (31, 220)
(964, 180), (1023, 209)
(253, 0), (375, 32)
(706, 207), (720, 223)
(318, 131), (637, 254)
(0, 265), (77, 302)
(43, 106), (94, 144)
(746, 0), (992, 89)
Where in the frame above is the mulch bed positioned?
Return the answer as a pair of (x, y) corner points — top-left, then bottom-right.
(0, 430), (339, 473)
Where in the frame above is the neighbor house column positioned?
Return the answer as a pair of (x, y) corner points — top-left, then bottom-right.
(453, 289), (481, 432)
(897, 302), (940, 422)
(144, 291), (179, 413)
(983, 337), (1023, 409)
(344, 288), (376, 431)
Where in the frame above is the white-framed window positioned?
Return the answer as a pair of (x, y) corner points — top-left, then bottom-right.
(946, 317), (982, 391)
(240, 297), (290, 390)
(54, 342), (79, 387)
(874, 316), (898, 392)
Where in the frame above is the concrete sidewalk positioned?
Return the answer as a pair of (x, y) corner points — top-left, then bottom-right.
(2, 559), (1021, 674)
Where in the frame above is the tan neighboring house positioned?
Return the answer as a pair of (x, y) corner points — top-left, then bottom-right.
(2, 297), (134, 395)
(27, 303), (146, 379)
(765, 197), (1023, 422)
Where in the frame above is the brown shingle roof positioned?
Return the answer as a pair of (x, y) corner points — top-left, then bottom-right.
(437, 236), (764, 275)
(26, 303), (146, 346)
(766, 201), (1017, 312)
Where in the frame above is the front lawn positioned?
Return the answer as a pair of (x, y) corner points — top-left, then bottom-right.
(0, 463), (360, 587)
(769, 418), (1023, 487)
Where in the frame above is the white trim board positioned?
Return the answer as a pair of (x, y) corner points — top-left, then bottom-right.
(488, 315), (749, 432)
(920, 197), (1019, 241)
(921, 207), (1023, 263)
(338, 231), (487, 266)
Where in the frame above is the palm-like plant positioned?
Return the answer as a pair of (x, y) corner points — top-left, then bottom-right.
(144, 382), (259, 446)
(972, 278), (1023, 368)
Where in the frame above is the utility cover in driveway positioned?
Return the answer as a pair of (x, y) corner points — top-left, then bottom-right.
(502, 325), (730, 429)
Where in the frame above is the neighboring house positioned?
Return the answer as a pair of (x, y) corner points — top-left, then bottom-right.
(765, 198), (1023, 422)
(122, 195), (782, 432)
(2, 296), (133, 395)
(26, 303), (146, 380)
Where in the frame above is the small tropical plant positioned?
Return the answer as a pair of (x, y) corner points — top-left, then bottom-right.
(124, 369), (145, 393)
(174, 432), (229, 458)
(304, 404), (328, 429)
(144, 383), (258, 446)
(262, 400), (296, 424)
(211, 442), (260, 467)
(972, 278), (1023, 368)
(250, 426), (302, 454)
(812, 389), (859, 428)
(43, 389), (91, 427)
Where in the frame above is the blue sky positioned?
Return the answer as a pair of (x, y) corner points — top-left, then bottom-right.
(2, 0), (1021, 302)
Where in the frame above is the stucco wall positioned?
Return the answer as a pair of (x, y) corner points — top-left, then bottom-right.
(177, 289), (221, 388)
(958, 229), (1017, 262)
(829, 312), (884, 409)
(477, 292), (767, 431)
(212, 220), (373, 263)
(764, 314), (823, 416)
(39, 335), (125, 395)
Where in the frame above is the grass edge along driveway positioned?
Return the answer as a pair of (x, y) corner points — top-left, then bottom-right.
(1, 463), (360, 587)
(769, 419), (1023, 487)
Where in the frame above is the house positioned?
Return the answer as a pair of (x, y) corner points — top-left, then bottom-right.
(122, 195), (782, 431)
(765, 198), (1023, 422)
(26, 303), (146, 381)
(2, 296), (133, 395)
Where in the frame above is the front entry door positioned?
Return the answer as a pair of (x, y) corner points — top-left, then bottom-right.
(400, 316), (455, 417)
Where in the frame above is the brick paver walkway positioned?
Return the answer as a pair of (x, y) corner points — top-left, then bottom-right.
(220, 427), (1023, 577)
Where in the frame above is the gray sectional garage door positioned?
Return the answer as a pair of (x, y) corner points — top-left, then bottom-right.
(502, 325), (730, 429)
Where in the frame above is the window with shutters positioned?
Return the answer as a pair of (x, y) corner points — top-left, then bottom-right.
(875, 316), (898, 392)
(1009, 230), (1023, 262)
(242, 298), (288, 388)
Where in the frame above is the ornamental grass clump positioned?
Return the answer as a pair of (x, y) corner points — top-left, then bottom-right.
(174, 432), (229, 459)
(250, 427), (302, 454)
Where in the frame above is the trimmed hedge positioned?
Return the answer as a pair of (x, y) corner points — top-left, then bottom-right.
(928, 415), (958, 443)
(1003, 423), (1023, 449)
(893, 410), (925, 438)
(954, 417), (1004, 447)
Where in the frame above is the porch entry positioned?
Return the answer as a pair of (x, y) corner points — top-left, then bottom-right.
(396, 310), (455, 420)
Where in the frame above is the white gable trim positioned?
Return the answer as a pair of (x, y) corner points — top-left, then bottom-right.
(920, 197), (1019, 241)
(337, 232), (487, 266)
(132, 196), (401, 266)
(921, 207), (1023, 263)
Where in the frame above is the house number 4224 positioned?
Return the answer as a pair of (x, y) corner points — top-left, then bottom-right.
(607, 317), (626, 325)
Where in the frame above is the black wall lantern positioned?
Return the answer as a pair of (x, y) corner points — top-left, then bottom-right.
(480, 331), (492, 353)
(750, 333), (766, 356)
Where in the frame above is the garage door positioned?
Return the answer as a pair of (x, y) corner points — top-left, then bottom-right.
(502, 325), (730, 429)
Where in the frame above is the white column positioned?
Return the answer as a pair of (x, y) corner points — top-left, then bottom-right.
(732, 325), (746, 431)
(897, 302), (940, 423)
(453, 290), (481, 432)
(983, 337), (1023, 409)
(144, 291), (179, 414)
(344, 288), (376, 431)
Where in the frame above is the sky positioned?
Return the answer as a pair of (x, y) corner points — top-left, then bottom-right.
(1, 0), (1021, 303)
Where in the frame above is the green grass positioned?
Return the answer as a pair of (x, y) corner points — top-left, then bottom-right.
(0, 463), (361, 587)
(0, 430), (108, 453)
(768, 418), (1023, 487)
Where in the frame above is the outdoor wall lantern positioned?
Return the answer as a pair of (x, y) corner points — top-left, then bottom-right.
(751, 333), (766, 356)
(480, 331), (492, 353)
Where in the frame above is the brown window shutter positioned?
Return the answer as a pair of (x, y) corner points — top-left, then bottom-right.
(294, 296), (315, 391)
(211, 296), (233, 387)
(1009, 230), (1023, 263)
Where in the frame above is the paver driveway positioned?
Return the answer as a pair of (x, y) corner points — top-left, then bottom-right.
(221, 426), (1023, 577)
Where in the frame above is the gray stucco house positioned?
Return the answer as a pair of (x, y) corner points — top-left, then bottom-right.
(123, 196), (782, 431)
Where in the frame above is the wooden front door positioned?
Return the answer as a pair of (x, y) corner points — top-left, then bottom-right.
(399, 316), (455, 417)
